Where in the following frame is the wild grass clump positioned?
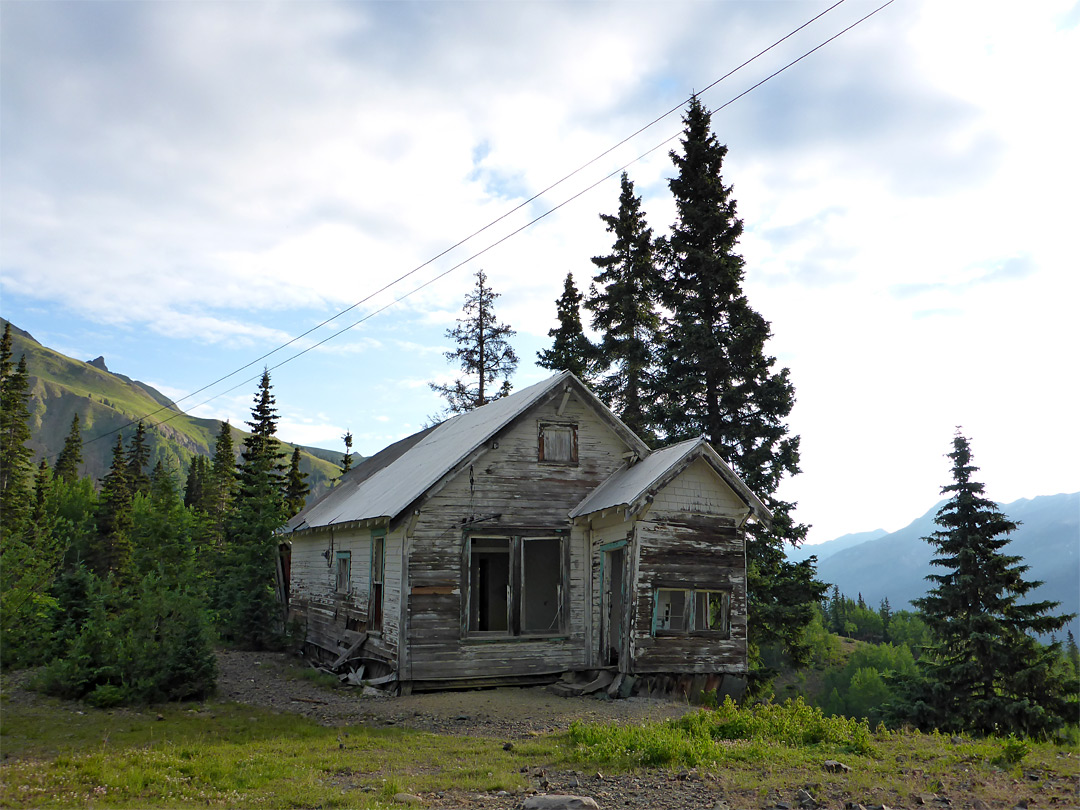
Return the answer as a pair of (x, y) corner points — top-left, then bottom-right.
(567, 696), (873, 771)
(683, 695), (875, 754)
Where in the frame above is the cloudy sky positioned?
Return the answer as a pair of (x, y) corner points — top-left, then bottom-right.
(3, 0), (1078, 544)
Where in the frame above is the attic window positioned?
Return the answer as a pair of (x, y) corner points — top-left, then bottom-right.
(538, 422), (578, 464)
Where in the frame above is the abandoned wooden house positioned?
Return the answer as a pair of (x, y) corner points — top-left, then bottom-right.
(282, 370), (771, 696)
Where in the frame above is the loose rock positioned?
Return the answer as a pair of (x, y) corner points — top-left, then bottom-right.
(523, 796), (600, 810)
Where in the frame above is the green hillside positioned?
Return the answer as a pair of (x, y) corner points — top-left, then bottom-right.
(4, 320), (346, 501)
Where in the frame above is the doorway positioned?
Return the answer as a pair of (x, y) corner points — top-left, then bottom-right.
(601, 547), (625, 666)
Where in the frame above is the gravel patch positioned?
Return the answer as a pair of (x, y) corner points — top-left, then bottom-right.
(216, 649), (693, 737)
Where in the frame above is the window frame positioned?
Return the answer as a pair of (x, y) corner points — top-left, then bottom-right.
(537, 421), (579, 465)
(335, 550), (352, 595)
(464, 532), (567, 639)
(652, 586), (732, 639)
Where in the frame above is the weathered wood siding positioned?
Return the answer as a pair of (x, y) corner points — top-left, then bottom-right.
(288, 524), (401, 666)
(627, 459), (749, 675)
(402, 392), (632, 683)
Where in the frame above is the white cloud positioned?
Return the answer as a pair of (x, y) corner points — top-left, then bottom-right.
(3, 0), (1078, 545)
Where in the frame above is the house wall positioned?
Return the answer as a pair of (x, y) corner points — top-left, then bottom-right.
(288, 523), (402, 667)
(627, 458), (749, 675)
(402, 390), (632, 685)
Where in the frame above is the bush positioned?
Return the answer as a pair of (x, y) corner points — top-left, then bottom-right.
(37, 572), (216, 705)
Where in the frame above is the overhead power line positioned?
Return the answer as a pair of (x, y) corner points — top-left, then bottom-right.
(67, 0), (895, 457)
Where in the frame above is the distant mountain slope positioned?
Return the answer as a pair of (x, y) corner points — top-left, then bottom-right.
(813, 492), (1079, 639)
(788, 528), (889, 564)
(4, 319), (348, 501)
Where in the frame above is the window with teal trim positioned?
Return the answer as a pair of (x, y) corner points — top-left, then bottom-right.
(654, 588), (730, 637)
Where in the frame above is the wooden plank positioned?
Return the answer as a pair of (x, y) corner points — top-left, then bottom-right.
(331, 632), (368, 669)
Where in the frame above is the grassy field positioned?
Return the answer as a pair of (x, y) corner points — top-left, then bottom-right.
(2, 677), (1077, 809)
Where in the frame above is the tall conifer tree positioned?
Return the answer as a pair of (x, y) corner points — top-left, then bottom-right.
(339, 431), (354, 480)
(901, 432), (1078, 737)
(283, 446), (309, 518)
(429, 269), (518, 414)
(90, 434), (135, 581)
(652, 97), (824, 673)
(0, 324), (34, 536)
(537, 272), (597, 383)
(209, 420), (238, 532)
(221, 370), (287, 648)
(586, 172), (662, 439)
(55, 414), (84, 484)
(125, 421), (151, 497)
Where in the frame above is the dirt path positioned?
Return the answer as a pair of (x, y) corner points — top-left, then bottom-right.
(217, 649), (693, 738)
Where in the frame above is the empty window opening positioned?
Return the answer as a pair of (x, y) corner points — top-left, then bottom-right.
(522, 537), (561, 632)
(538, 423), (578, 463)
(695, 590), (730, 633)
(335, 551), (351, 594)
(466, 534), (565, 637)
(654, 587), (731, 636)
(469, 538), (510, 632)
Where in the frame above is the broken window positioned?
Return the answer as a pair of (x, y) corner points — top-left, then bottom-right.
(522, 537), (561, 632)
(468, 538), (510, 633)
(370, 532), (385, 633)
(654, 587), (731, 636)
(694, 590), (730, 633)
(467, 534), (565, 636)
(655, 588), (689, 632)
(335, 550), (351, 594)
(538, 422), (578, 463)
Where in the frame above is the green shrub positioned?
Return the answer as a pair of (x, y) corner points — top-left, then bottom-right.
(997, 734), (1030, 766)
(567, 696), (874, 770)
(85, 684), (127, 708)
(37, 572), (216, 705)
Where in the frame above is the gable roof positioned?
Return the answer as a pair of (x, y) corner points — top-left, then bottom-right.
(287, 371), (648, 533)
(569, 436), (772, 525)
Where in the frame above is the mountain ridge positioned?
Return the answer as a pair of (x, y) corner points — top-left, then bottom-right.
(805, 492), (1079, 639)
(4, 319), (352, 500)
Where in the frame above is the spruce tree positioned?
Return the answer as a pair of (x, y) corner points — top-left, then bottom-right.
(429, 269), (518, 414)
(585, 172), (662, 439)
(125, 421), (151, 497)
(0, 324), (34, 537)
(652, 96), (824, 672)
(31, 458), (51, 527)
(209, 420), (238, 534)
(183, 455), (209, 510)
(221, 370), (287, 648)
(90, 434), (135, 581)
(283, 446), (309, 518)
(904, 432), (1078, 737)
(339, 430), (354, 479)
(537, 272), (597, 383)
(55, 413), (83, 484)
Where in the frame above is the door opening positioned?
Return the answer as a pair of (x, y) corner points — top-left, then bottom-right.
(601, 547), (625, 666)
